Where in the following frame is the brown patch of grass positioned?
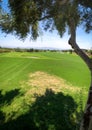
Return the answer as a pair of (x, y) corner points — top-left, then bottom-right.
(25, 71), (81, 96)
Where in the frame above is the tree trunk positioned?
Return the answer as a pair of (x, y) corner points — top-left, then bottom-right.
(68, 19), (92, 130)
(80, 72), (92, 130)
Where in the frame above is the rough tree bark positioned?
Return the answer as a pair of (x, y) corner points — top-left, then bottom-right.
(68, 19), (92, 130)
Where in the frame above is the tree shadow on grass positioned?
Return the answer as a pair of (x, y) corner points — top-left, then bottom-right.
(0, 88), (78, 130)
(0, 89), (21, 106)
(0, 89), (21, 127)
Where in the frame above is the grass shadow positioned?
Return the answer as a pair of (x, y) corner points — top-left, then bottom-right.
(0, 89), (21, 128)
(0, 89), (21, 107)
(0, 88), (78, 130)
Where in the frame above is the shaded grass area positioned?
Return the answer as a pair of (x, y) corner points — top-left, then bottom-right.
(0, 89), (81, 130)
(0, 89), (20, 106)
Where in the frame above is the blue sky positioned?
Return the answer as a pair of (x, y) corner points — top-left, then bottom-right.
(0, 27), (92, 49)
(0, 0), (92, 50)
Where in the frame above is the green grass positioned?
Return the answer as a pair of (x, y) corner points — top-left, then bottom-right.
(0, 51), (91, 130)
(0, 52), (90, 89)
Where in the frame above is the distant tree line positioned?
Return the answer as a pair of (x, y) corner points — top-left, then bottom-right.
(0, 47), (92, 57)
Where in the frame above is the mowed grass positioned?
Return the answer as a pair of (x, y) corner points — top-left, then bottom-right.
(0, 52), (90, 89)
(0, 51), (91, 130)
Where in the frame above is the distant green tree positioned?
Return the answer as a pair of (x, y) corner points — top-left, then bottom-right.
(0, 1), (92, 129)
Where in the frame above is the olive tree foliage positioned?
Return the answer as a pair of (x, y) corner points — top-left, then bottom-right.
(0, 0), (92, 40)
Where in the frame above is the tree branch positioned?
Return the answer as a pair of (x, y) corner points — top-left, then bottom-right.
(69, 38), (92, 70)
(39, 15), (52, 21)
(68, 19), (92, 71)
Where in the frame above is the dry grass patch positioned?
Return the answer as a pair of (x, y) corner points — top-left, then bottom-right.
(26, 71), (81, 96)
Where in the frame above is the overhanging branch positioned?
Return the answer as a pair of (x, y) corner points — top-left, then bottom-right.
(68, 19), (92, 71)
(68, 38), (92, 70)
(39, 15), (52, 21)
